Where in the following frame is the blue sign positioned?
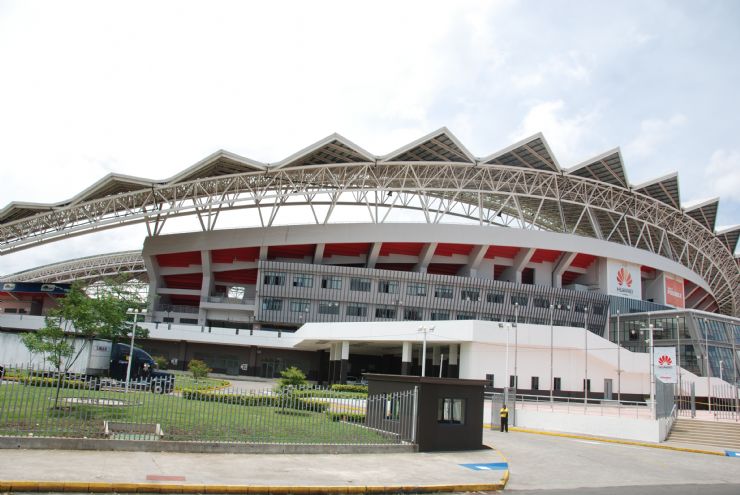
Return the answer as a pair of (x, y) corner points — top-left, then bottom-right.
(726, 450), (740, 457)
(459, 462), (508, 471)
(0, 282), (70, 295)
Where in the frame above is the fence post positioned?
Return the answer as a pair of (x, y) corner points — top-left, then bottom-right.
(410, 386), (418, 444)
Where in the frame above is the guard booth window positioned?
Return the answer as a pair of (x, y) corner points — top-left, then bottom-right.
(554, 377), (562, 390)
(437, 398), (465, 424)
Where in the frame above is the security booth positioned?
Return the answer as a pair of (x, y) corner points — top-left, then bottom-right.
(365, 374), (487, 452)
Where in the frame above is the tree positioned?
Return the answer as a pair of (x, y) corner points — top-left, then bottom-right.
(21, 278), (147, 407)
(278, 366), (307, 389)
(188, 359), (211, 381)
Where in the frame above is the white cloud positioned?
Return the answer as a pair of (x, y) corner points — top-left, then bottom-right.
(626, 114), (687, 158)
(509, 100), (599, 165)
(705, 149), (740, 202)
(510, 51), (591, 90)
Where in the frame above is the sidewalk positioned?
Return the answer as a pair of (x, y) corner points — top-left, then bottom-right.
(0, 447), (508, 493)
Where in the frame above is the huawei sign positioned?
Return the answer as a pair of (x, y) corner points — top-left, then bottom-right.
(616, 267), (633, 288)
(657, 355), (673, 367)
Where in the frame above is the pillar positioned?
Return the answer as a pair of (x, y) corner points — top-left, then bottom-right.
(328, 343), (338, 384)
(401, 342), (413, 375)
(339, 341), (349, 384)
(432, 346), (441, 377)
(448, 344), (459, 378)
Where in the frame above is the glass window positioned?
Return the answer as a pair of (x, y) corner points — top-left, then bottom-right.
(375, 305), (396, 319)
(480, 314), (500, 321)
(262, 298), (283, 311)
(533, 297), (549, 309)
(431, 310), (450, 321)
(509, 375), (517, 388)
(378, 280), (399, 294)
(434, 285), (453, 299)
(263, 272), (285, 286)
(437, 398), (465, 424)
(318, 301), (340, 315)
(554, 377), (561, 390)
(321, 276), (342, 289)
(289, 299), (310, 312)
(350, 277), (371, 292)
(511, 294), (528, 306)
(403, 307), (423, 321)
(346, 304), (367, 317)
(461, 288), (480, 302)
(583, 379), (591, 392)
(292, 274), (313, 288)
(531, 376), (539, 390)
(407, 283), (428, 297)
(457, 312), (476, 320)
(486, 292), (504, 304)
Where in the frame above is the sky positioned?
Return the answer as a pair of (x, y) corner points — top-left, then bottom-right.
(1, 0), (739, 275)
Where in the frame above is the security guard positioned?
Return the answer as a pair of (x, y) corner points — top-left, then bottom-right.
(499, 404), (509, 432)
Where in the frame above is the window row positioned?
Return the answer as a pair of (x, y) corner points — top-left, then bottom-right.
(263, 271), (603, 312)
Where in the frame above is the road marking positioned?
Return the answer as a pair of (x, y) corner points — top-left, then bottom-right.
(459, 462), (508, 471)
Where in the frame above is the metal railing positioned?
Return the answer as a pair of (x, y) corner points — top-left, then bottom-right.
(155, 304), (199, 314)
(677, 380), (740, 421)
(0, 365), (417, 445)
(495, 392), (651, 419)
(206, 296), (255, 305)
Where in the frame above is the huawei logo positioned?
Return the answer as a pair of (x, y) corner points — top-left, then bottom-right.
(616, 268), (633, 288)
(658, 355), (673, 366)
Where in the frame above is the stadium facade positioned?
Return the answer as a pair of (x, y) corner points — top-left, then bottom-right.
(1, 128), (739, 395)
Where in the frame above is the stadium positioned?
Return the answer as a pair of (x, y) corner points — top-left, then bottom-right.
(1, 128), (739, 399)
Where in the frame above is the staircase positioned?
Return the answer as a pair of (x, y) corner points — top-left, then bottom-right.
(667, 418), (740, 450)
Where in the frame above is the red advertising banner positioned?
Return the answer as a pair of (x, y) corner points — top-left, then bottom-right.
(665, 275), (685, 308)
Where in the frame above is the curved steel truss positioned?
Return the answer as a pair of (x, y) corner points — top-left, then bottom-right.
(0, 162), (738, 316)
(0, 250), (146, 283)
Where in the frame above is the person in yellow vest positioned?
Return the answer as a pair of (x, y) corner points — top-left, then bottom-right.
(499, 404), (509, 432)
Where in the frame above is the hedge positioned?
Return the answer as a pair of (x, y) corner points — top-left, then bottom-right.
(182, 389), (329, 412)
(330, 384), (368, 394)
(16, 375), (88, 389)
(326, 411), (366, 423)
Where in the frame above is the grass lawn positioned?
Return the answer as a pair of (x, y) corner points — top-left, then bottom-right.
(0, 382), (393, 444)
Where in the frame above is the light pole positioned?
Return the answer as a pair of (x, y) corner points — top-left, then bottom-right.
(125, 308), (143, 393)
(720, 360), (724, 383)
(514, 302), (519, 394)
(704, 318), (711, 413)
(418, 325), (435, 377)
(499, 322), (510, 391)
(584, 305), (589, 410)
(616, 309), (621, 405)
(549, 304), (554, 404)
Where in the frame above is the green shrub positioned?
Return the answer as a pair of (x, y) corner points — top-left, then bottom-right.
(278, 366), (307, 389)
(153, 355), (169, 370)
(188, 359), (211, 380)
(326, 411), (366, 423)
(18, 375), (87, 389)
(292, 389), (367, 399)
(331, 384), (368, 394)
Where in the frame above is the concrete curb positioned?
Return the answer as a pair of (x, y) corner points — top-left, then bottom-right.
(490, 425), (726, 456)
(0, 480), (507, 493)
(0, 437), (415, 454)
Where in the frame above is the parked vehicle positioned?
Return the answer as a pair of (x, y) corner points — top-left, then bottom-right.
(0, 331), (174, 393)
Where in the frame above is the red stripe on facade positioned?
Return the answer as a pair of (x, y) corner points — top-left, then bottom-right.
(561, 271), (581, 285)
(530, 249), (561, 263)
(323, 243), (372, 258)
(484, 246), (520, 259)
(267, 244), (315, 259)
(162, 273), (203, 290)
(213, 269), (258, 284)
(374, 263), (416, 272)
(427, 263), (462, 276)
(156, 251), (202, 267)
(434, 243), (474, 257)
(379, 242), (424, 257)
(211, 247), (260, 264)
(570, 253), (596, 269)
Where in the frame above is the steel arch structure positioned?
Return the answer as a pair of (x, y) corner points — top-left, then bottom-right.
(0, 250), (146, 283)
(1, 137), (738, 317)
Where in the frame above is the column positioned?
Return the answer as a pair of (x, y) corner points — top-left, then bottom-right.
(401, 341), (413, 375)
(448, 344), (459, 378)
(339, 341), (350, 384)
(328, 342), (338, 384)
(432, 346), (441, 377)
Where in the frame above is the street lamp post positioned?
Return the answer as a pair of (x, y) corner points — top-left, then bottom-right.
(616, 310), (621, 405)
(418, 325), (435, 377)
(514, 302), (519, 394)
(549, 304), (554, 404)
(125, 308), (143, 393)
(720, 360), (724, 383)
(584, 305), (589, 410)
(499, 322), (510, 392)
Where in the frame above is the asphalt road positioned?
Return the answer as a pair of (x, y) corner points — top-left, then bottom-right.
(484, 429), (740, 492)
